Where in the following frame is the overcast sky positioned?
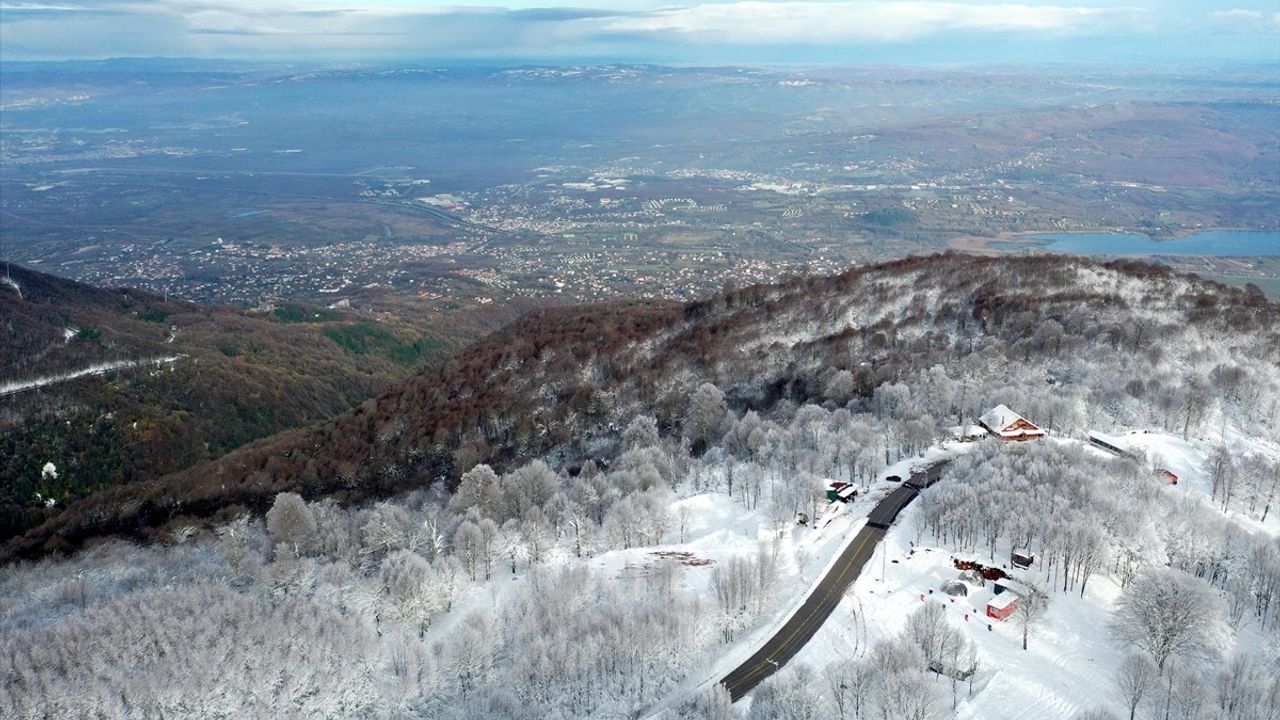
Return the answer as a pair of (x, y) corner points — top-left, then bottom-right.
(2, 0), (1278, 63)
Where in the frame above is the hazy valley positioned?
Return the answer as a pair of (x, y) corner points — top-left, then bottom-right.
(2, 37), (1279, 720)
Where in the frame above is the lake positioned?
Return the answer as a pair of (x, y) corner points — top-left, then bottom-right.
(1011, 230), (1280, 256)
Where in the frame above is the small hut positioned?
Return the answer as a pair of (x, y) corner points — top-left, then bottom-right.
(986, 592), (1019, 621)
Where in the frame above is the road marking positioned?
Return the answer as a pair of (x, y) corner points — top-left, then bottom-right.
(720, 461), (946, 699)
(724, 528), (877, 693)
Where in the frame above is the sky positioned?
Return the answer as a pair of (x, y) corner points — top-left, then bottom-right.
(1, 0), (1278, 64)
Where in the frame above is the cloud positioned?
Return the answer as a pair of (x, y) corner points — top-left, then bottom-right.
(0, 2), (133, 19)
(508, 7), (632, 22)
(601, 2), (1138, 44)
(188, 25), (402, 36)
(1, 0), (1277, 61)
(1206, 8), (1280, 32)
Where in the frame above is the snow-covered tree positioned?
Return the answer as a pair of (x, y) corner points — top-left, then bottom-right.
(265, 491), (317, 558)
(1114, 652), (1157, 720)
(1014, 580), (1049, 651)
(451, 464), (502, 519)
(622, 414), (661, 451)
(379, 549), (438, 636)
(1114, 567), (1226, 672)
(684, 382), (726, 452)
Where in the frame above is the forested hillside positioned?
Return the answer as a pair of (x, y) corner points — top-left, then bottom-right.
(5, 253), (1276, 561)
(0, 265), (531, 539)
(2, 254), (1278, 719)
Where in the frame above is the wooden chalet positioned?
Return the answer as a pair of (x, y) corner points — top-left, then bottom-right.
(978, 405), (1046, 441)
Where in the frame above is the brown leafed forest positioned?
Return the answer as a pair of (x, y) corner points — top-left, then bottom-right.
(0, 265), (535, 540)
(3, 253), (1277, 562)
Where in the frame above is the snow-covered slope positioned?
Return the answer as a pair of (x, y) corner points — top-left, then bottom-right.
(3, 256), (1278, 719)
(780, 430), (1279, 720)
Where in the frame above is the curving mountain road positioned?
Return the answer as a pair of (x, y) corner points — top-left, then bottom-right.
(719, 460), (947, 701)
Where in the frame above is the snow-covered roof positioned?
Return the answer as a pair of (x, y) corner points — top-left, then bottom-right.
(987, 592), (1020, 610)
(995, 578), (1030, 594)
(978, 405), (1042, 436)
(1088, 431), (1130, 450)
(979, 404), (1020, 429)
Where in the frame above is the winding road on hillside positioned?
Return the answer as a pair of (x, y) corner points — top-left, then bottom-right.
(719, 460), (948, 702)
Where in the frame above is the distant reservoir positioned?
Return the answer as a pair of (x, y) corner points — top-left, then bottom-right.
(1000, 230), (1280, 256)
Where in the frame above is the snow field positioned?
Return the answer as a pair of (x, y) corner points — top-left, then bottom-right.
(784, 427), (1279, 719)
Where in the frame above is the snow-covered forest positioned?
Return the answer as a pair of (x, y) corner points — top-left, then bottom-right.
(3, 258), (1280, 719)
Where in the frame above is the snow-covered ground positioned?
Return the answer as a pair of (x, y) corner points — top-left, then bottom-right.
(646, 440), (981, 716)
(2, 275), (21, 299)
(437, 485), (879, 719)
(793, 508), (1126, 719)
(1076, 428), (1279, 538)
(0, 355), (184, 398)
(641, 495), (871, 717)
(785, 427), (1279, 719)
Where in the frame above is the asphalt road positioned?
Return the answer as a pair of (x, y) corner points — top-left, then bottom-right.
(718, 460), (947, 701)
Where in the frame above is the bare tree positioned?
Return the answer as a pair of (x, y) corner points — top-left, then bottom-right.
(1114, 652), (1158, 720)
(453, 520), (483, 579)
(823, 660), (855, 720)
(905, 601), (949, 664)
(1113, 567), (1225, 673)
(677, 504), (692, 543)
(1014, 581), (1049, 651)
(1180, 377), (1210, 440)
(942, 633), (978, 713)
(684, 382), (726, 452)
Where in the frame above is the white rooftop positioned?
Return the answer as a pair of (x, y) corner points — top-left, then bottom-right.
(988, 592), (1020, 610)
(979, 404), (1023, 430)
(1088, 430), (1131, 450)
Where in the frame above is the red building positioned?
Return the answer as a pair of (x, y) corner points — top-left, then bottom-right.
(986, 592), (1020, 621)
